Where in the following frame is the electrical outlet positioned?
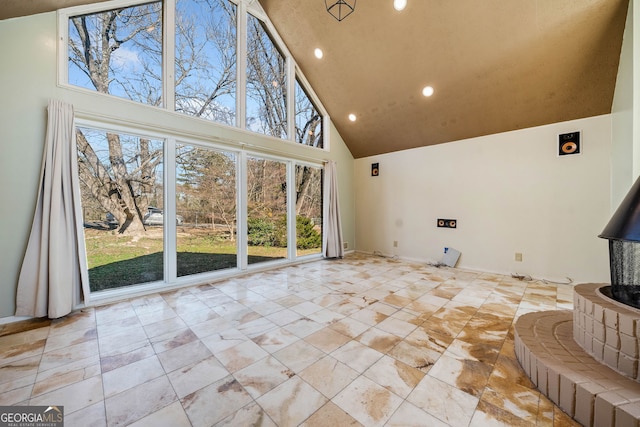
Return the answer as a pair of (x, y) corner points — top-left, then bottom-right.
(515, 252), (523, 262)
(393, 241), (398, 247)
(343, 242), (348, 249)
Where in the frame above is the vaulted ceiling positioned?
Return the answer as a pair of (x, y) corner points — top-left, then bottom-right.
(259, 0), (629, 158)
(1, 0), (629, 158)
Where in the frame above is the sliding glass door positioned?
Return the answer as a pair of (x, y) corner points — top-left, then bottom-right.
(295, 165), (323, 257)
(176, 144), (237, 276)
(77, 124), (322, 296)
(246, 155), (288, 265)
(77, 126), (165, 292)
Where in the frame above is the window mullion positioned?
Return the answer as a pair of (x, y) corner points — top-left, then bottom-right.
(57, 11), (69, 87)
(237, 1), (248, 130)
(238, 150), (248, 270)
(323, 115), (331, 151)
(287, 59), (296, 143)
(165, 137), (177, 282)
(287, 161), (296, 260)
(164, 0), (176, 111)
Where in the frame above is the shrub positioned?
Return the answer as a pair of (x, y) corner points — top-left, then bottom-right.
(247, 215), (322, 249)
(296, 216), (321, 249)
(247, 217), (277, 247)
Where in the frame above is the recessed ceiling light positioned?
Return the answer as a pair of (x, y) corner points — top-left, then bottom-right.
(348, 114), (357, 122)
(314, 48), (323, 59)
(422, 86), (434, 97)
(394, 0), (407, 11)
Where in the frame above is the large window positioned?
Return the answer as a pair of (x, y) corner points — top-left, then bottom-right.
(66, 0), (327, 297)
(295, 78), (323, 148)
(175, 0), (237, 125)
(246, 14), (287, 138)
(295, 165), (323, 257)
(176, 144), (238, 276)
(68, 2), (163, 105)
(77, 121), (322, 295)
(76, 126), (165, 291)
(246, 156), (288, 265)
(63, 0), (324, 149)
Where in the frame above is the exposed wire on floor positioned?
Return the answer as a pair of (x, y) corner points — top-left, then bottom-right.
(373, 250), (398, 260)
(541, 277), (574, 285)
(427, 261), (448, 268)
(511, 273), (573, 285)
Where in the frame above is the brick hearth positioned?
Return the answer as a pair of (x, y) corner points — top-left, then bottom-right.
(514, 284), (640, 427)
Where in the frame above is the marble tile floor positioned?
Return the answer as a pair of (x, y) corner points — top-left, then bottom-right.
(0, 253), (583, 426)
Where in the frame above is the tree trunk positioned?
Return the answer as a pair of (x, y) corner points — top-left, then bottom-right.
(295, 166), (313, 215)
(106, 132), (147, 235)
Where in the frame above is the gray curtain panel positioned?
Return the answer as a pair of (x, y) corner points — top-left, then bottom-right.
(15, 99), (86, 319)
(322, 160), (344, 259)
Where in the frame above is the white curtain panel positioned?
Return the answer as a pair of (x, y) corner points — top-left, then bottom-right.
(322, 160), (344, 258)
(15, 100), (86, 319)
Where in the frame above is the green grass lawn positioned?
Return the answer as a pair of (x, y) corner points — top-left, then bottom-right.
(84, 227), (320, 292)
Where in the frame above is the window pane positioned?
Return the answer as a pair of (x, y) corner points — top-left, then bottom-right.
(175, 0), (237, 125)
(76, 127), (164, 292)
(246, 15), (287, 138)
(68, 2), (163, 106)
(247, 156), (287, 264)
(295, 79), (323, 148)
(176, 144), (237, 276)
(295, 165), (322, 256)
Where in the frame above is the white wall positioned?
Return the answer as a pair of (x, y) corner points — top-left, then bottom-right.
(611, 0), (635, 209)
(355, 115), (612, 283)
(0, 12), (355, 319)
(0, 14), (57, 320)
(635, 0), (640, 179)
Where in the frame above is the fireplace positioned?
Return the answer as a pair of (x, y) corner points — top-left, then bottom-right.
(511, 177), (640, 425)
(600, 175), (640, 309)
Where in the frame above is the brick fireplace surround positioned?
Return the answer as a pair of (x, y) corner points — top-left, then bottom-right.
(514, 283), (640, 427)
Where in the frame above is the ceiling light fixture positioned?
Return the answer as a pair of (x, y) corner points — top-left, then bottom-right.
(393, 0), (407, 11)
(326, 0), (356, 22)
(314, 48), (324, 59)
(348, 114), (357, 121)
(422, 86), (434, 97)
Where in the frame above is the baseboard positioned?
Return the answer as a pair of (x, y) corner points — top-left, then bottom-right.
(0, 315), (33, 326)
(0, 316), (51, 337)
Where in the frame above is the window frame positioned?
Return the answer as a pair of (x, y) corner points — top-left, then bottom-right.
(295, 75), (324, 149)
(74, 117), (324, 304)
(173, 0), (239, 126)
(245, 11), (289, 139)
(58, 0), (330, 152)
(293, 161), (324, 258)
(60, 0), (330, 305)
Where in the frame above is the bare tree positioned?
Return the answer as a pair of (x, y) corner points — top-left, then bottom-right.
(246, 15), (322, 222)
(71, 1), (237, 235)
(175, 0), (238, 123)
(177, 146), (237, 239)
(295, 166), (321, 217)
(246, 14), (287, 138)
(71, 3), (163, 234)
(70, 0), (322, 237)
(293, 85), (323, 217)
(295, 82), (323, 149)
